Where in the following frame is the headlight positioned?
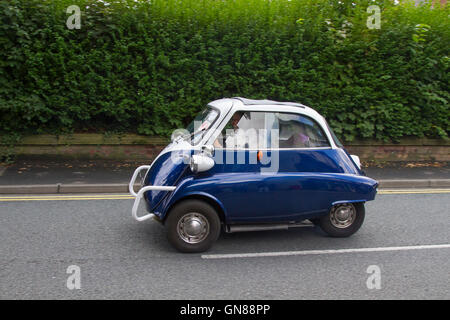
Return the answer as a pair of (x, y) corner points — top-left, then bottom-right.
(189, 154), (214, 173)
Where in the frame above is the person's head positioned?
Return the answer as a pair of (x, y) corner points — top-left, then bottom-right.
(231, 112), (243, 129)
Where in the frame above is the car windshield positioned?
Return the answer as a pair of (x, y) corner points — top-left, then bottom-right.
(185, 106), (219, 145)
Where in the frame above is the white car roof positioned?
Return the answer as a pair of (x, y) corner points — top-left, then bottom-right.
(208, 97), (325, 123)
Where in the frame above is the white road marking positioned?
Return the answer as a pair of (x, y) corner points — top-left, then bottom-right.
(201, 244), (450, 259)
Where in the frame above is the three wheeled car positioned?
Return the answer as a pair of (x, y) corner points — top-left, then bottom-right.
(129, 97), (378, 252)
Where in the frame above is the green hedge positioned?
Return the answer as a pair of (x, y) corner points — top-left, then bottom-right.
(0, 0), (448, 141)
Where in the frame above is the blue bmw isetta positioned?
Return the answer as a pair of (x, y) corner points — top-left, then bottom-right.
(129, 98), (378, 252)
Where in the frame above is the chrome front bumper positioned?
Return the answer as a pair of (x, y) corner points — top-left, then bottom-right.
(129, 165), (176, 222)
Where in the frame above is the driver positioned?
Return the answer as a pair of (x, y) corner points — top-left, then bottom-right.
(214, 112), (249, 149)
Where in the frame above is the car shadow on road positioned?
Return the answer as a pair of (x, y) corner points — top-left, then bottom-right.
(212, 224), (370, 254)
(125, 219), (366, 255)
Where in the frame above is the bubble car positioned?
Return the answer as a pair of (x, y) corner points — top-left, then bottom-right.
(129, 98), (378, 252)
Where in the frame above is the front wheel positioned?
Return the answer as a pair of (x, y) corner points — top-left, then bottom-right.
(318, 202), (365, 237)
(166, 200), (221, 253)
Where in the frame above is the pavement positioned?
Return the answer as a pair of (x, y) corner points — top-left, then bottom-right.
(0, 159), (449, 193)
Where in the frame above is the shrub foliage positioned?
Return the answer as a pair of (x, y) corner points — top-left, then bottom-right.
(0, 0), (448, 141)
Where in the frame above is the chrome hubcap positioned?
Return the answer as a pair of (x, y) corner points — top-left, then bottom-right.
(177, 213), (210, 244)
(330, 204), (356, 229)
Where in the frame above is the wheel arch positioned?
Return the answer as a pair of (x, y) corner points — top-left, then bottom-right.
(162, 192), (227, 225)
(331, 199), (366, 207)
(328, 199), (366, 214)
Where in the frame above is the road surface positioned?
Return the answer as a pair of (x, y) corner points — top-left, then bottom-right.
(0, 190), (449, 299)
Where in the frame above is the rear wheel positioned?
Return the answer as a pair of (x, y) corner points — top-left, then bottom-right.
(318, 202), (365, 237)
(166, 200), (221, 253)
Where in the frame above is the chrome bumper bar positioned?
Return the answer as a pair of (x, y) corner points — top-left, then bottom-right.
(129, 165), (176, 222)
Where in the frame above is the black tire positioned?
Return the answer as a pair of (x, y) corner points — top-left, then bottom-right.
(166, 200), (221, 253)
(318, 202), (365, 237)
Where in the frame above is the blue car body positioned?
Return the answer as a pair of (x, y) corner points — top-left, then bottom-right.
(143, 147), (377, 225)
(129, 97), (378, 234)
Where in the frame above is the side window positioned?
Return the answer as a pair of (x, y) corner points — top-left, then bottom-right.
(213, 111), (330, 149)
(277, 113), (330, 148)
(214, 111), (267, 149)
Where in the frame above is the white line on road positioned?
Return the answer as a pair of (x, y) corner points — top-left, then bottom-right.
(201, 244), (450, 259)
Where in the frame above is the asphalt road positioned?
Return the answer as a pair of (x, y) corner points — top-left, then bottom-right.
(0, 191), (449, 300)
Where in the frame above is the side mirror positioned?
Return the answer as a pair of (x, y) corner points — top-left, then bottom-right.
(190, 154), (215, 173)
